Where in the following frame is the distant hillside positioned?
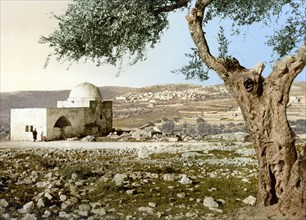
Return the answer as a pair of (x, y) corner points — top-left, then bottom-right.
(1, 82), (305, 139)
(0, 86), (135, 108)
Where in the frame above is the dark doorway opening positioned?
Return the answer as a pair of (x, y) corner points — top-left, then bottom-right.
(54, 116), (72, 128)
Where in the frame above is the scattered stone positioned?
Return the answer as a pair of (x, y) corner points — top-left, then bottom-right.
(66, 137), (79, 141)
(209, 207), (223, 213)
(37, 198), (45, 208)
(156, 212), (163, 218)
(45, 173), (53, 179)
(0, 139), (261, 219)
(61, 203), (68, 210)
(177, 192), (186, 198)
(71, 173), (78, 180)
(0, 199), (9, 208)
(113, 173), (127, 186)
(1, 214), (10, 219)
(137, 148), (150, 159)
(23, 201), (34, 213)
(44, 192), (53, 200)
(126, 215), (133, 220)
(22, 213), (37, 220)
(36, 181), (48, 188)
(78, 211), (88, 217)
(163, 174), (175, 182)
(243, 195), (256, 205)
(207, 187), (217, 192)
(126, 189), (135, 195)
(148, 202), (156, 208)
(138, 207), (154, 215)
(203, 197), (219, 209)
(42, 210), (51, 218)
(186, 212), (198, 218)
(81, 135), (95, 142)
(181, 152), (202, 158)
(179, 175), (192, 185)
(59, 212), (72, 219)
(217, 199), (226, 205)
(91, 208), (106, 216)
(79, 204), (91, 212)
(60, 194), (67, 202)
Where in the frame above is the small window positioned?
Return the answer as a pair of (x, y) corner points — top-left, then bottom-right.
(25, 125), (29, 132)
(100, 114), (103, 120)
(30, 126), (34, 132)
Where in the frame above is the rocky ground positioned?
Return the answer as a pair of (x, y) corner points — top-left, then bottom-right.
(0, 140), (260, 220)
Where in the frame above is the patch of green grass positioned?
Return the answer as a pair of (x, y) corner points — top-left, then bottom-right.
(60, 163), (99, 179)
(133, 162), (182, 174)
(149, 153), (178, 160)
(208, 149), (241, 159)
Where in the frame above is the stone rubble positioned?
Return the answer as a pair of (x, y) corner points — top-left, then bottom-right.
(0, 141), (258, 219)
(242, 195), (257, 206)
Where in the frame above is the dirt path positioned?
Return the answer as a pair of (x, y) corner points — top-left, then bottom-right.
(0, 140), (207, 151)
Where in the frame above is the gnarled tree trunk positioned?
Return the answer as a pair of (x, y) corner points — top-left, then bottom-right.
(187, 0), (306, 218)
(225, 59), (306, 218)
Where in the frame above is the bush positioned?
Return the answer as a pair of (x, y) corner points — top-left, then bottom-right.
(160, 120), (175, 134)
(196, 122), (211, 135)
(196, 117), (206, 124)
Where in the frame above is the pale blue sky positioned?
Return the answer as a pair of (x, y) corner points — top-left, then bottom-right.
(1, 1), (305, 92)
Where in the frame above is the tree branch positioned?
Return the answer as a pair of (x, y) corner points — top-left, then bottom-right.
(186, 0), (231, 81)
(153, 0), (190, 15)
(250, 62), (265, 76)
(268, 42), (306, 83)
(265, 43), (306, 105)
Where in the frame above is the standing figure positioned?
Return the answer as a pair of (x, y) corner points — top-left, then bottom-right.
(32, 128), (38, 142)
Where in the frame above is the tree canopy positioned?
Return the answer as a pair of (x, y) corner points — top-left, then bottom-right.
(40, 0), (305, 78)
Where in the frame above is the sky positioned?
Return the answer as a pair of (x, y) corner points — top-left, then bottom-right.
(1, 0), (305, 92)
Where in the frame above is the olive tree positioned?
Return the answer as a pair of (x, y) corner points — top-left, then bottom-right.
(41, 0), (306, 218)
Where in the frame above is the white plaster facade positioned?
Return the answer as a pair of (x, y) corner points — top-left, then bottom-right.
(10, 83), (112, 141)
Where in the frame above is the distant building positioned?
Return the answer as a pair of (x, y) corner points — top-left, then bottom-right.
(10, 82), (112, 141)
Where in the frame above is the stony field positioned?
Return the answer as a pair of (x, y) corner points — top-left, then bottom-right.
(0, 140), (260, 220)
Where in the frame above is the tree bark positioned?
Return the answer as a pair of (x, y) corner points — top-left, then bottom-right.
(187, 0), (306, 218)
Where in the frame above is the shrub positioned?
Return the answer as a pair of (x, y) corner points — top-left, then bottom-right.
(196, 122), (211, 135)
(160, 120), (175, 134)
(196, 117), (206, 124)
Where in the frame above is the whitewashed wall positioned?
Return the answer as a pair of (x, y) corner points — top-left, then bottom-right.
(10, 108), (47, 141)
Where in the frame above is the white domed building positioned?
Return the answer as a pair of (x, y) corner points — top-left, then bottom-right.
(11, 82), (113, 141)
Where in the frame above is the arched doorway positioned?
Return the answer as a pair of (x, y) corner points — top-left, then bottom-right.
(54, 116), (71, 128)
(54, 116), (72, 139)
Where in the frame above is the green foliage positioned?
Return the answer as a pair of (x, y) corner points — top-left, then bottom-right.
(172, 48), (210, 81)
(41, 0), (305, 78)
(267, 0), (305, 58)
(217, 26), (230, 58)
(206, 0), (305, 57)
(40, 0), (173, 66)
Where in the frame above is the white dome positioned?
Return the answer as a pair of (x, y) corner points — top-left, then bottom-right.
(68, 82), (102, 101)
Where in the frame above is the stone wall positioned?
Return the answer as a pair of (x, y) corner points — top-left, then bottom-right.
(46, 108), (85, 140)
(84, 101), (112, 136)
